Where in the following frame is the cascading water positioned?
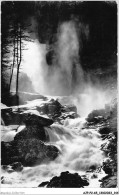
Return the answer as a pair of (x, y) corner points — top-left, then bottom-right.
(1, 19), (110, 189)
(1, 117), (106, 187)
(21, 20), (87, 96)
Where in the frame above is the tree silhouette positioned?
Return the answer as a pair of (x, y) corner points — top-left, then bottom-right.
(1, 1), (35, 104)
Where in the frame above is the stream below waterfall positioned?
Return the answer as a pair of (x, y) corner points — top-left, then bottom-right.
(1, 117), (106, 188)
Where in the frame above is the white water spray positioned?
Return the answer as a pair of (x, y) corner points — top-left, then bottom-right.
(21, 20), (111, 117)
(1, 117), (105, 187)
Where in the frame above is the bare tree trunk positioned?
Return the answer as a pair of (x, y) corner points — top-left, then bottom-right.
(9, 34), (16, 92)
(16, 25), (22, 104)
(16, 26), (19, 95)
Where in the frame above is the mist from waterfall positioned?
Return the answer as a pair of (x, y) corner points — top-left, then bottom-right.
(22, 20), (85, 95)
(21, 19), (112, 117)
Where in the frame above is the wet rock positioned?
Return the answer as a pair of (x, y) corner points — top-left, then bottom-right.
(13, 112), (53, 142)
(86, 109), (107, 123)
(86, 165), (98, 173)
(87, 97), (117, 128)
(38, 181), (49, 187)
(48, 99), (62, 115)
(14, 125), (49, 142)
(102, 157), (117, 175)
(1, 107), (54, 126)
(10, 162), (23, 172)
(22, 113), (53, 126)
(61, 104), (77, 113)
(17, 138), (59, 166)
(60, 111), (78, 120)
(1, 108), (23, 126)
(100, 132), (117, 189)
(102, 163), (113, 175)
(1, 141), (18, 165)
(101, 132), (117, 159)
(1, 98), (78, 127)
(99, 98), (117, 188)
(37, 99), (78, 122)
(1, 139), (59, 166)
(100, 174), (117, 188)
(36, 99), (62, 116)
(2, 162), (23, 173)
(39, 171), (89, 188)
(99, 126), (111, 135)
(89, 165), (97, 171)
(1, 109), (53, 142)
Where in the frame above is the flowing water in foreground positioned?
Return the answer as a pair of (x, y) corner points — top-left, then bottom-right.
(1, 117), (106, 188)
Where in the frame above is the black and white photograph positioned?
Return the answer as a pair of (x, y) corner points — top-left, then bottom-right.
(1, 0), (118, 193)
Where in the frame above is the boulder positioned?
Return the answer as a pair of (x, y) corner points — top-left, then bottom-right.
(22, 113), (53, 126)
(38, 181), (49, 187)
(10, 162), (23, 172)
(1, 108), (54, 126)
(1, 108), (23, 126)
(100, 174), (117, 188)
(101, 132), (117, 159)
(36, 99), (62, 116)
(86, 109), (107, 123)
(16, 138), (59, 166)
(102, 158), (114, 175)
(102, 157), (117, 176)
(38, 171), (89, 188)
(36, 100), (78, 122)
(1, 139), (59, 166)
(2, 162), (23, 173)
(1, 98), (78, 127)
(14, 125), (49, 142)
(99, 126), (111, 135)
(61, 104), (77, 113)
(48, 99), (62, 114)
(1, 141), (18, 165)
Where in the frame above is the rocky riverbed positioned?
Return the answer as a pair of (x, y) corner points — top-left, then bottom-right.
(1, 93), (117, 188)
